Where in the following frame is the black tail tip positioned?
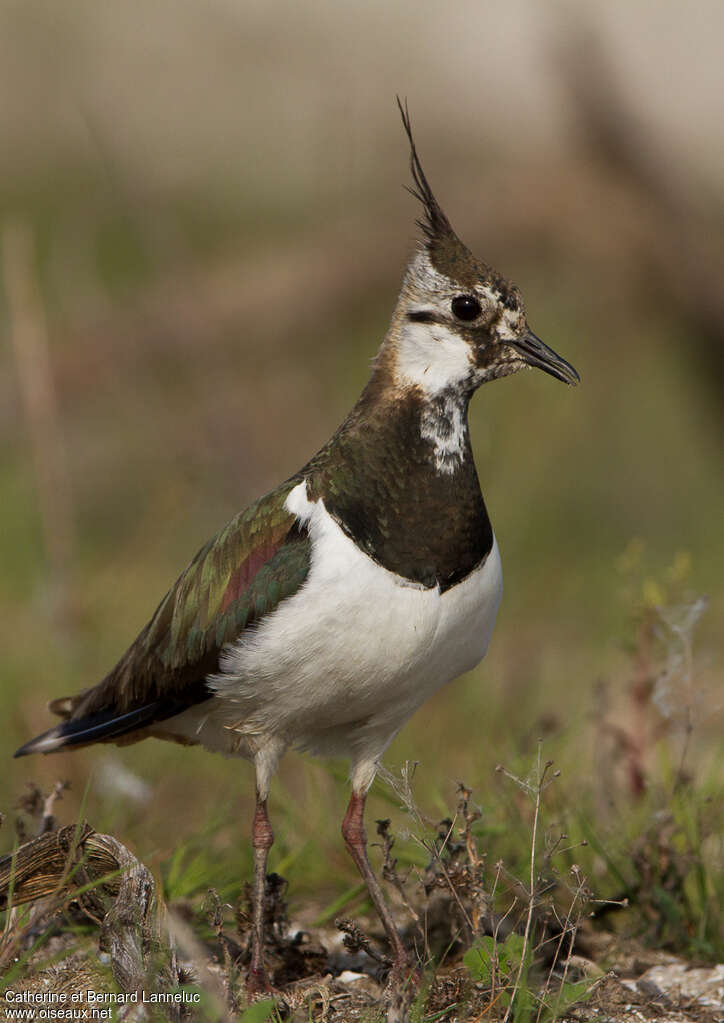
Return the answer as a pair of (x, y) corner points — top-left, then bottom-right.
(14, 738), (47, 758)
(13, 726), (68, 758)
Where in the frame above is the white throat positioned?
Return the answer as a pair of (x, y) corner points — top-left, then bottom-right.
(392, 318), (472, 475)
(394, 318), (474, 396)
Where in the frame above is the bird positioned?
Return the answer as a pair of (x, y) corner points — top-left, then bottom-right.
(15, 101), (579, 992)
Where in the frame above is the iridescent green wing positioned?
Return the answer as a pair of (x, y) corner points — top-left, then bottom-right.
(82, 478), (310, 717)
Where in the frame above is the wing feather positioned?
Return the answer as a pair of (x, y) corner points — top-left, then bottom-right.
(55, 480), (310, 725)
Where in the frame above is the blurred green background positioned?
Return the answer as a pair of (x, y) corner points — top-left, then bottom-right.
(1, 1), (722, 933)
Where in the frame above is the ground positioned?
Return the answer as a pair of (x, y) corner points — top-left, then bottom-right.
(1, 797), (722, 1023)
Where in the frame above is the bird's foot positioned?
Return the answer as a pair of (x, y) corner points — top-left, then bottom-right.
(246, 966), (275, 999)
(385, 955), (420, 1023)
(388, 953), (420, 991)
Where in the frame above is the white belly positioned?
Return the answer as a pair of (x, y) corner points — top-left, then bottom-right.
(158, 481), (502, 771)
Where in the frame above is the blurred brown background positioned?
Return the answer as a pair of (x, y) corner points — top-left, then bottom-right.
(1, 0), (722, 911)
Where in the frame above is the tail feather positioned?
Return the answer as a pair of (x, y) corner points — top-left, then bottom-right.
(14, 702), (163, 757)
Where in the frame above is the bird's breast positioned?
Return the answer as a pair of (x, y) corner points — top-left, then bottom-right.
(210, 482), (503, 749)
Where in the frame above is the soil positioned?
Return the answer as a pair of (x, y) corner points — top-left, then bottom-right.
(3, 910), (722, 1023)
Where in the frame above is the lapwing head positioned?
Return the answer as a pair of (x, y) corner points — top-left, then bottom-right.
(388, 100), (579, 398)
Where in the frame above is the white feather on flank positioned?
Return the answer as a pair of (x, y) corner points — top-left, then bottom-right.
(155, 481), (503, 797)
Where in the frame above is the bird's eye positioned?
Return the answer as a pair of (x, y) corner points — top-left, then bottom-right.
(451, 295), (481, 321)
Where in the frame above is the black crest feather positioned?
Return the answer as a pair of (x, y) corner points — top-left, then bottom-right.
(397, 97), (454, 244)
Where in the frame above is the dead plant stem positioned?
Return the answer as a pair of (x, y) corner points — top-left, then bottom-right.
(503, 743), (547, 1023)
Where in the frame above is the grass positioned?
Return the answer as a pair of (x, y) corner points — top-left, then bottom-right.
(2, 321), (722, 1010)
(1, 659), (721, 1019)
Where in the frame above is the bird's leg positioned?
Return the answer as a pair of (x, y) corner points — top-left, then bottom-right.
(341, 790), (410, 975)
(247, 792), (274, 995)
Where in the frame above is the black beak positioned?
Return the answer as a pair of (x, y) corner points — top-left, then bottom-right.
(509, 329), (580, 386)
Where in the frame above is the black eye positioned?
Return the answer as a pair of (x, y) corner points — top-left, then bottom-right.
(451, 295), (481, 321)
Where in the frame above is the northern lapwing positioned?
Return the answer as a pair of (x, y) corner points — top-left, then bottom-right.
(15, 102), (579, 991)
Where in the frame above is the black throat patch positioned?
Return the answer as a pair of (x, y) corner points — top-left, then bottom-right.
(304, 384), (493, 591)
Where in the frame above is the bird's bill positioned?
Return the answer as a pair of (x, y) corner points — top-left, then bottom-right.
(509, 330), (580, 386)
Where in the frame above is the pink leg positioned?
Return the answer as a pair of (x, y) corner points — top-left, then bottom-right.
(342, 790), (410, 974)
(247, 794), (274, 995)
